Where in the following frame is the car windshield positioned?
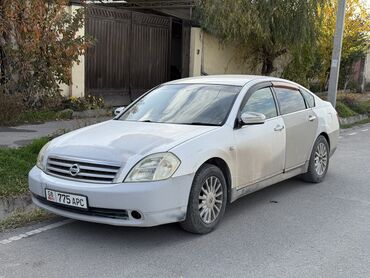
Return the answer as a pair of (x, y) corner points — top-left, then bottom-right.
(118, 84), (241, 126)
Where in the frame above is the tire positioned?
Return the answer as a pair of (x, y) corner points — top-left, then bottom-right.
(180, 164), (228, 234)
(302, 135), (330, 183)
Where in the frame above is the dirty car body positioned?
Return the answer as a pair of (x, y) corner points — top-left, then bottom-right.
(29, 75), (339, 233)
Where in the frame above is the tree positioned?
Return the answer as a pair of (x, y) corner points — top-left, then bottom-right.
(197, 0), (323, 78)
(314, 0), (370, 92)
(0, 0), (92, 105)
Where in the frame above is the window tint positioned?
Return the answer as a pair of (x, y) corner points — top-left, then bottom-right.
(241, 87), (277, 119)
(300, 88), (315, 108)
(274, 88), (306, 115)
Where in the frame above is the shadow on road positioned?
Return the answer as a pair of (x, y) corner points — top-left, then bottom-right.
(55, 177), (309, 249)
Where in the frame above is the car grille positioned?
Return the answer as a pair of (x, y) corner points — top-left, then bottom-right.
(46, 156), (121, 183)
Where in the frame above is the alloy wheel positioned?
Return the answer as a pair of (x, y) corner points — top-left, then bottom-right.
(198, 176), (223, 224)
(314, 142), (328, 176)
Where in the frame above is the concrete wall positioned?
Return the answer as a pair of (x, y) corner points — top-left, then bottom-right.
(60, 5), (85, 98)
(189, 27), (203, 77)
(189, 27), (289, 78)
(189, 27), (255, 77)
(202, 32), (255, 75)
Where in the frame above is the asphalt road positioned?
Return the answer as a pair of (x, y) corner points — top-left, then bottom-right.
(1, 123), (370, 278)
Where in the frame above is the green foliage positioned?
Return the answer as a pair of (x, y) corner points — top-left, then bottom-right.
(313, 0), (370, 91)
(0, 91), (106, 125)
(0, 138), (49, 197)
(197, 0), (323, 76)
(0, 92), (74, 125)
(63, 95), (105, 111)
(337, 94), (370, 114)
(56, 109), (74, 120)
(336, 101), (358, 118)
(0, 0), (93, 105)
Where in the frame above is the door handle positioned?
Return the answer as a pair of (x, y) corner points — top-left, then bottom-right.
(274, 125), (285, 131)
(308, 115), (317, 122)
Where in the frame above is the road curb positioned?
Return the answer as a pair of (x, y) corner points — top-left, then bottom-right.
(72, 109), (112, 119)
(339, 114), (369, 126)
(0, 193), (35, 221)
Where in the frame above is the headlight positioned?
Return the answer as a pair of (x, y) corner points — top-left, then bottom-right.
(125, 153), (180, 182)
(36, 141), (51, 171)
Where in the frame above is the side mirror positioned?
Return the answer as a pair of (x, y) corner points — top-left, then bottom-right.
(240, 112), (266, 125)
(114, 106), (125, 116)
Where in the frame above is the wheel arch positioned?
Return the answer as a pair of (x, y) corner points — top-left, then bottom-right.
(319, 132), (330, 149)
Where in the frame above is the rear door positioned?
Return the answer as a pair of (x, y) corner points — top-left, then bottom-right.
(273, 83), (318, 170)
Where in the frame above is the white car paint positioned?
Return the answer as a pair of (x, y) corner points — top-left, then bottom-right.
(29, 75), (339, 227)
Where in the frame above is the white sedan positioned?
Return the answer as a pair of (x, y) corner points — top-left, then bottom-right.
(29, 75), (339, 234)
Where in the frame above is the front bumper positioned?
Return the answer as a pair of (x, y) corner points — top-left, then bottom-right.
(29, 166), (194, 227)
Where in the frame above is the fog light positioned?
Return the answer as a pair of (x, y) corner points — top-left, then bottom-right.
(130, 210), (142, 220)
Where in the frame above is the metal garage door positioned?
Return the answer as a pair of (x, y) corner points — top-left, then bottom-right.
(85, 6), (171, 104)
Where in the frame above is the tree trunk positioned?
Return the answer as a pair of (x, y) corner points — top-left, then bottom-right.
(261, 57), (274, 76)
(343, 78), (349, 92)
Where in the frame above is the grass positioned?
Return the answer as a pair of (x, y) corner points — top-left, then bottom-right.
(21, 110), (72, 123)
(336, 101), (358, 118)
(2, 109), (74, 126)
(0, 137), (49, 198)
(0, 208), (54, 232)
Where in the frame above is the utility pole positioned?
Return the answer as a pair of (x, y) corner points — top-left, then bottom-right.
(327, 0), (346, 107)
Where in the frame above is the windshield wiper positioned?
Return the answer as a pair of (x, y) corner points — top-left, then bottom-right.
(186, 122), (221, 126)
(140, 120), (153, 123)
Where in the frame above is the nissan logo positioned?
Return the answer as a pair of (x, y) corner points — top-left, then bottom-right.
(69, 164), (80, 177)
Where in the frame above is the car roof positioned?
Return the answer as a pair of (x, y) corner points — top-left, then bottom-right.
(165, 75), (296, 87)
(165, 75), (260, 86)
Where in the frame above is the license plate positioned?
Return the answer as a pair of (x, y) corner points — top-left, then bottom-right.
(45, 189), (88, 209)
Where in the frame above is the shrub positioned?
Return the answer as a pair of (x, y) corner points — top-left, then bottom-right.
(337, 93), (369, 115)
(0, 0), (93, 105)
(336, 101), (358, 118)
(0, 93), (26, 125)
(56, 109), (74, 120)
(63, 95), (105, 111)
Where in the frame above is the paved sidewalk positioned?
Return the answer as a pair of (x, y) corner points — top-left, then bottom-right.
(0, 117), (111, 148)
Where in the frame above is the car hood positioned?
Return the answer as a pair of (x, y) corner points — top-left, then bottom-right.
(47, 120), (218, 165)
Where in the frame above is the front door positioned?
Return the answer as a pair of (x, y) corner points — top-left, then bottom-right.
(273, 86), (318, 170)
(234, 87), (286, 188)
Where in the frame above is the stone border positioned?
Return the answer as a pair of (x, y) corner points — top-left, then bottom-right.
(339, 114), (369, 126)
(0, 194), (35, 221)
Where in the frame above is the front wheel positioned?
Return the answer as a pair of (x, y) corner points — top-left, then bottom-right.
(180, 164), (227, 234)
(302, 135), (330, 183)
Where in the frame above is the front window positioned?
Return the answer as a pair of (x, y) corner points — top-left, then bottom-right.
(241, 87), (278, 119)
(118, 84), (241, 126)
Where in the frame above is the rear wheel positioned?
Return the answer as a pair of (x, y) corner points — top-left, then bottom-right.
(180, 164), (227, 234)
(302, 135), (330, 183)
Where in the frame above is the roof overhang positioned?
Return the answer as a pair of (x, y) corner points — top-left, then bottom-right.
(74, 0), (195, 20)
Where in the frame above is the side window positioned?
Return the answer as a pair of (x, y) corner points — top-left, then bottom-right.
(300, 88), (315, 108)
(274, 87), (306, 115)
(241, 87), (277, 119)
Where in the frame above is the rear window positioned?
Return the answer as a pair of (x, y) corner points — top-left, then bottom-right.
(300, 88), (315, 108)
(274, 88), (306, 115)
